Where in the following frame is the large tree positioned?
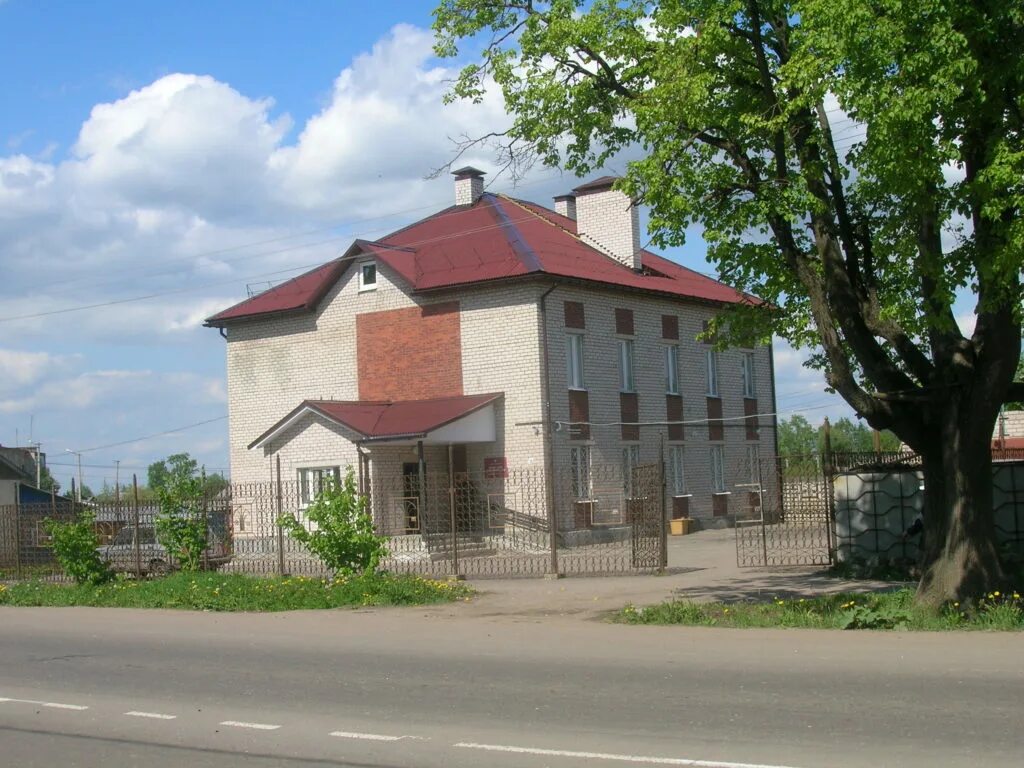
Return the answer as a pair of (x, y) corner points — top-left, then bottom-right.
(434, 0), (1024, 605)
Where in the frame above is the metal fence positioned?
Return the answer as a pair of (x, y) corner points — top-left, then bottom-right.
(0, 462), (667, 582)
(736, 449), (1024, 568)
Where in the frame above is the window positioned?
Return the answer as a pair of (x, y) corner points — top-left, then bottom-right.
(358, 261), (377, 292)
(567, 333), (585, 389)
(622, 444), (641, 498)
(710, 445), (726, 492)
(665, 344), (679, 394)
(298, 466), (341, 505)
(741, 351), (756, 398)
(618, 339), (635, 392)
(705, 348), (719, 397)
(669, 445), (686, 496)
(746, 445), (761, 486)
(570, 446), (592, 499)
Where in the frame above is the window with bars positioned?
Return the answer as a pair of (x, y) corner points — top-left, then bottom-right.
(618, 338), (636, 392)
(706, 348), (719, 396)
(570, 445), (592, 499)
(710, 446), (726, 493)
(669, 445), (686, 496)
(623, 444), (641, 498)
(567, 333), (585, 390)
(746, 445), (761, 486)
(298, 466), (341, 506)
(741, 351), (756, 398)
(665, 344), (679, 394)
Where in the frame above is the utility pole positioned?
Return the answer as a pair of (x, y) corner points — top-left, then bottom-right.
(114, 460), (121, 504)
(65, 449), (83, 502)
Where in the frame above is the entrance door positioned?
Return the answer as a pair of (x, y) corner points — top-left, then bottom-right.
(402, 462), (421, 533)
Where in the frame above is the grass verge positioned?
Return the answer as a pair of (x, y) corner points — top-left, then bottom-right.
(614, 588), (1023, 631)
(0, 572), (472, 611)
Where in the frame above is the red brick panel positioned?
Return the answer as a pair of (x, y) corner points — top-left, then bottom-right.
(568, 390), (590, 440)
(707, 396), (724, 441)
(666, 395), (684, 441)
(671, 496), (689, 519)
(712, 494), (729, 517)
(744, 398), (759, 440)
(614, 308), (634, 336)
(620, 392), (639, 441)
(356, 302), (462, 401)
(661, 314), (679, 340)
(564, 301), (586, 329)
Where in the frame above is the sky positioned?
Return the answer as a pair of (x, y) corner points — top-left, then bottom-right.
(0, 0), (855, 492)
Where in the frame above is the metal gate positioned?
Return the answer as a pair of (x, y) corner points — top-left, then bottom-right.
(629, 463), (667, 569)
(735, 454), (834, 567)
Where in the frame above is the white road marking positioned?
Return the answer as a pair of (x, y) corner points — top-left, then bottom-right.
(453, 743), (805, 768)
(0, 697), (88, 711)
(329, 730), (405, 742)
(124, 711), (177, 720)
(220, 720), (281, 731)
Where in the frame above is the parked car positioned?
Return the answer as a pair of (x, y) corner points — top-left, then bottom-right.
(99, 525), (232, 575)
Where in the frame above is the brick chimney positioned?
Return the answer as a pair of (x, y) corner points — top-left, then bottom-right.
(573, 176), (641, 270)
(553, 192), (577, 220)
(452, 166), (485, 206)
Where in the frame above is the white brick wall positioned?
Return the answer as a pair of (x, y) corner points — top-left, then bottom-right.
(454, 175), (484, 206)
(575, 187), (641, 270)
(995, 410), (1024, 439)
(544, 284), (777, 522)
(222, 259), (777, 525)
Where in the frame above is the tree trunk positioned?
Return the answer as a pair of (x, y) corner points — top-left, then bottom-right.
(915, 399), (1006, 608)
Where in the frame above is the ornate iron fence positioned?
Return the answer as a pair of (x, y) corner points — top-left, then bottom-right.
(1, 462), (667, 582)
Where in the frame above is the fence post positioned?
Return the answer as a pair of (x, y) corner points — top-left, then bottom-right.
(659, 437), (668, 572)
(13, 494), (23, 580)
(448, 444), (459, 578)
(133, 475), (141, 579)
(822, 417), (836, 561)
(275, 456), (286, 577)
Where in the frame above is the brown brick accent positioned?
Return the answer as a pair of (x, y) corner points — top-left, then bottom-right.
(707, 396), (724, 441)
(744, 398), (759, 440)
(671, 496), (690, 519)
(568, 390), (590, 440)
(614, 308), (634, 336)
(661, 314), (679, 340)
(356, 302), (462, 401)
(712, 494), (729, 517)
(564, 300), (585, 329)
(666, 395), (684, 441)
(620, 392), (639, 441)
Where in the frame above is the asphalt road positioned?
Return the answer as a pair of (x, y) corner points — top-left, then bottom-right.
(0, 606), (1021, 768)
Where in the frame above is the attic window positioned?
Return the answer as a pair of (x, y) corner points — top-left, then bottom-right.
(359, 261), (377, 292)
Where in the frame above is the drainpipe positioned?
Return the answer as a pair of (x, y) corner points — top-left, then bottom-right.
(538, 283), (560, 576)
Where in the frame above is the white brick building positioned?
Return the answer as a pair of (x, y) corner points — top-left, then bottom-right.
(206, 169), (778, 534)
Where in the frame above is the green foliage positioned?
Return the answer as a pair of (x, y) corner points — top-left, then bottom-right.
(38, 464), (60, 494)
(154, 457), (208, 572)
(42, 513), (111, 586)
(278, 469), (387, 576)
(148, 453), (198, 492)
(777, 415), (901, 456)
(0, 572), (472, 611)
(614, 589), (1024, 631)
(778, 415), (818, 455)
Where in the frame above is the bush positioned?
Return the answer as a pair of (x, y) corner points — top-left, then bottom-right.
(154, 463), (208, 572)
(278, 468), (387, 576)
(44, 513), (112, 585)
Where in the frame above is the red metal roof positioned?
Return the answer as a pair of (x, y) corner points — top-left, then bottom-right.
(248, 393), (503, 447)
(207, 190), (755, 326)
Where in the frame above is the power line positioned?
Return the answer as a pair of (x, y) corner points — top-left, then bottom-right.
(73, 415), (228, 454)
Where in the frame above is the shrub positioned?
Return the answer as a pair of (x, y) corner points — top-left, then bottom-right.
(278, 468), (387, 576)
(154, 465), (208, 572)
(44, 513), (112, 585)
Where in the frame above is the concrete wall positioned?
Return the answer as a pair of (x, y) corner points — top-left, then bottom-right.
(834, 461), (1024, 561)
